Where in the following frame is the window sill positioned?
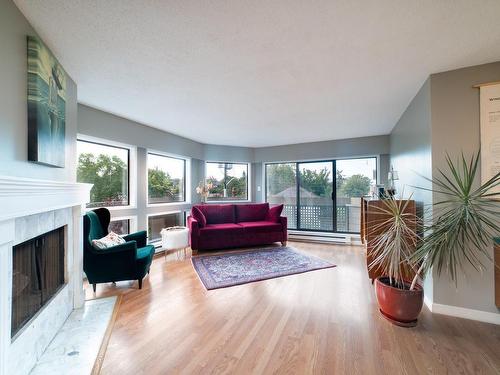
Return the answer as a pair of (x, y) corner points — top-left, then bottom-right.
(85, 205), (137, 212)
(205, 200), (251, 204)
(147, 201), (191, 208)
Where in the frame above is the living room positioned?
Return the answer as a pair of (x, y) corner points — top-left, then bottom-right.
(1, 1), (499, 374)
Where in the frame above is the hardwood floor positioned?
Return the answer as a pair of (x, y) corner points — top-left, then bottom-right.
(86, 242), (500, 375)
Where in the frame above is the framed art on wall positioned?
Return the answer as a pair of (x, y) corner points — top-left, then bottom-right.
(479, 81), (500, 196)
(27, 35), (66, 168)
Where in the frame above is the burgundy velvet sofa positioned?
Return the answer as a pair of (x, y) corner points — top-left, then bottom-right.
(187, 203), (287, 251)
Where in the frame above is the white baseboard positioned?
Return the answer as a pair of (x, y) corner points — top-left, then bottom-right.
(423, 295), (433, 312)
(288, 231), (362, 245)
(426, 301), (500, 325)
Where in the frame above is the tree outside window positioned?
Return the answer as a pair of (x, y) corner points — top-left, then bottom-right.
(148, 153), (186, 204)
(77, 140), (129, 208)
(206, 162), (248, 201)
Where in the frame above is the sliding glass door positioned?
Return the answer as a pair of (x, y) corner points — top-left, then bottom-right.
(266, 163), (298, 229)
(336, 158), (377, 232)
(265, 157), (377, 234)
(298, 161), (334, 231)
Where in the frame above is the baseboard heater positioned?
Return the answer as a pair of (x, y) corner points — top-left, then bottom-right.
(288, 231), (361, 245)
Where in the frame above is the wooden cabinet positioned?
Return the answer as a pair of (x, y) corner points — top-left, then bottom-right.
(361, 197), (416, 282)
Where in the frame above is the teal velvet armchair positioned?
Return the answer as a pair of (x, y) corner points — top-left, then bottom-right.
(83, 208), (155, 291)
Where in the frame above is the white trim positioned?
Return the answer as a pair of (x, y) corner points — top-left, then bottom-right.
(147, 201), (190, 208)
(0, 175), (92, 222)
(423, 295), (433, 312)
(205, 200), (252, 204)
(427, 302), (500, 325)
(289, 231), (362, 245)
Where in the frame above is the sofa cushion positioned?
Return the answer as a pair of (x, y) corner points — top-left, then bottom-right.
(191, 206), (207, 227)
(266, 204), (284, 222)
(197, 204), (235, 224)
(238, 221), (283, 233)
(235, 203), (270, 222)
(199, 223), (245, 236)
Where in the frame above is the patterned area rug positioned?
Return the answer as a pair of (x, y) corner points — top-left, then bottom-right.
(191, 246), (336, 290)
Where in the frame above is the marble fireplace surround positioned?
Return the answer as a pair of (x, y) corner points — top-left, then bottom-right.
(0, 176), (91, 375)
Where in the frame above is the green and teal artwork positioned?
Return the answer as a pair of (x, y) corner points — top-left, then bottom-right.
(27, 35), (66, 168)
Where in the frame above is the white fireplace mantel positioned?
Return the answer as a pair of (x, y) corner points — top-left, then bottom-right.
(0, 175), (92, 375)
(0, 175), (92, 222)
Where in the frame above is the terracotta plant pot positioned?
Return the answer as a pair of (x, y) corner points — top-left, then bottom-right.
(374, 276), (424, 327)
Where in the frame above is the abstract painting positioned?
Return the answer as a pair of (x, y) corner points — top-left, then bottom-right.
(27, 35), (66, 168)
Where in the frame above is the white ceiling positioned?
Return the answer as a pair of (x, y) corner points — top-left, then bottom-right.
(14, 0), (500, 147)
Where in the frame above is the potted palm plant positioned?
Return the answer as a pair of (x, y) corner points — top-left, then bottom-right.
(370, 151), (500, 327)
(368, 196), (423, 327)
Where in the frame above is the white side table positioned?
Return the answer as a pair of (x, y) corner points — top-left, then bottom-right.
(160, 226), (189, 260)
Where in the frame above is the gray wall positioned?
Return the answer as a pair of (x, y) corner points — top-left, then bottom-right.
(78, 105), (208, 232)
(0, 0), (77, 182)
(78, 104), (257, 232)
(78, 105), (204, 160)
(390, 62), (500, 315)
(430, 62), (500, 314)
(389, 78), (433, 302)
(252, 135), (391, 203)
(78, 104), (391, 229)
(254, 135), (390, 162)
(204, 144), (254, 163)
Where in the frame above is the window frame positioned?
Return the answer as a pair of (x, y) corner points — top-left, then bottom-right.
(146, 150), (189, 207)
(205, 161), (251, 203)
(76, 135), (137, 210)
(264, 156), (378, 234)
(108, 215), (138, 235)
(147, 210), (185, 246)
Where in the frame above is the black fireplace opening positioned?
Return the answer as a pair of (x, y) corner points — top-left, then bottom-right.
(11, 226), (66, 338)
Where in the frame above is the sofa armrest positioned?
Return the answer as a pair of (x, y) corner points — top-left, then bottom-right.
(279, 216), (288, 240)
(187, 215), (200, 250)
(123, 230), (147, 248)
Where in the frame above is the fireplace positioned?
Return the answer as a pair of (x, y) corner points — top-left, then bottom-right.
(11, 227), (66, 338)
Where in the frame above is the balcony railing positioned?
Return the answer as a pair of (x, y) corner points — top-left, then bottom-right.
(281, 204), (360, 233)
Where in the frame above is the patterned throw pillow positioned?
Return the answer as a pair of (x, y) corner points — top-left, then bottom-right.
(92, 231), (126, 250)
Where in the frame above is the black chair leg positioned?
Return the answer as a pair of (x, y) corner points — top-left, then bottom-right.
(92, 283), (96, 293)
(138, 278), (143, 289)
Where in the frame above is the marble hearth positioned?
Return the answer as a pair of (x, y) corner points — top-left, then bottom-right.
(0, 176), (91, 375)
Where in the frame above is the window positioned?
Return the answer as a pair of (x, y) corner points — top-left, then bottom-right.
(148, 153), (186, 204)
(77, 140), (130, 208)
(206, 162), (248, 201)
(265, 157), (377, 233)
(148, 212), (184, 242)
(109, 219), (130, 235)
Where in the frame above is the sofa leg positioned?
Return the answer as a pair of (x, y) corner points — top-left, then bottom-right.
(192, 249), (198, 256)
(281, 241), (287, 247)
(92, 283), (96, 293)
(138, 278), (143, 289)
